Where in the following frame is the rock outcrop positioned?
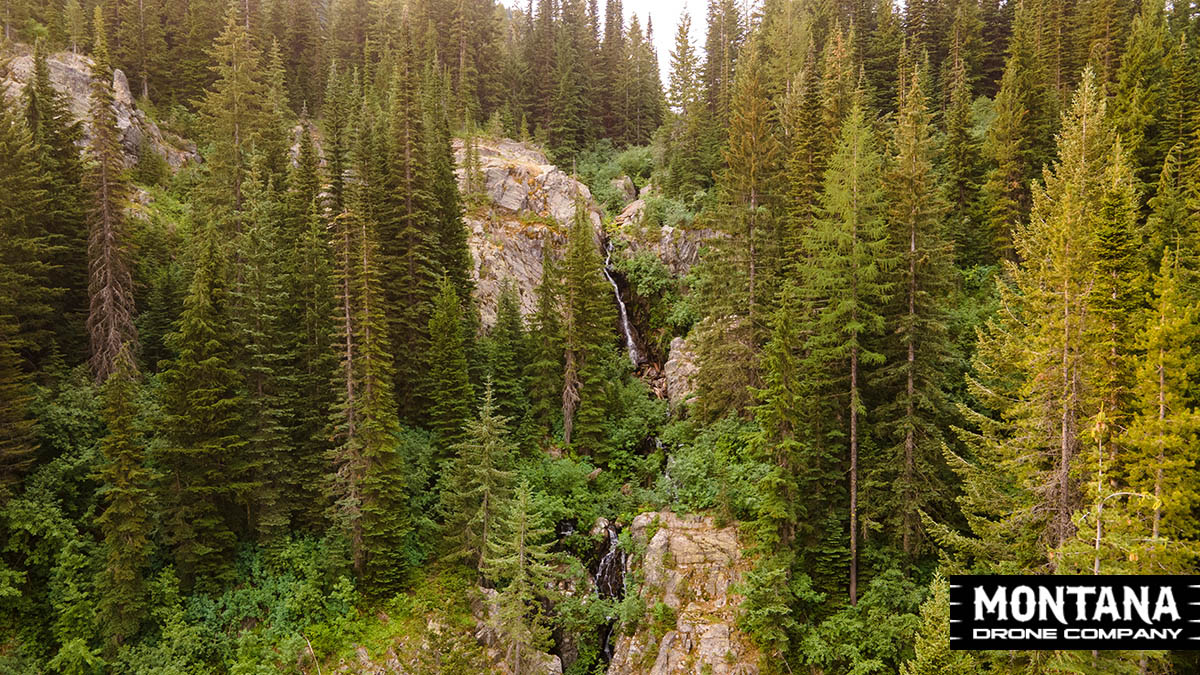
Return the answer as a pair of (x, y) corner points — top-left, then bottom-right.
(1, 45), (197, 169)
(663, 337), (699, 412)
(472, 587), (565, 675)
(607, 512), (759, 675)
(611, 200), (719, 277)
(453, 137), (603, 327)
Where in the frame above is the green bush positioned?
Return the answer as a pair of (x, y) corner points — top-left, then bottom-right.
(652, 418), (768, 521)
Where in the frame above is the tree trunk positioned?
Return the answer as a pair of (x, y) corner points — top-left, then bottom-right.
(850, 343), (858, 606)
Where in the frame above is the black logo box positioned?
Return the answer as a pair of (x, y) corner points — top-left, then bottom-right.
(949, 575), (1200, 650)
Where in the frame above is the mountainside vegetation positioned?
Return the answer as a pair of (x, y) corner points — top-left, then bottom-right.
(2, 0), (1200, 673)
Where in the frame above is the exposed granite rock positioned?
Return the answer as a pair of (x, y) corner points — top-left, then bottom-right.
(453, 137), (603, 327)
(612, 174), (637, 203)
(611, 200), (720, 277)
(607, 511), (759, 675)
(1, 44), (197, 169)
(664, 337), (699, 412)
(472, 587), (565, 675)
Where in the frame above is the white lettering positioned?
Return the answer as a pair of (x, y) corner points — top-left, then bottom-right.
(1095, 586), (1120, 621)
(976, 586), (1007, 621)
(1066, 586), (1096, 620)
(1153, 587), (1180, 622)
(1124, 586), (1152, 624)
(1012, 586), (1036, 621)
(1039, 586), (1067, 624)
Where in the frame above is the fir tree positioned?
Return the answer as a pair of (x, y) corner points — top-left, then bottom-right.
(113, 0), (166, 100)
(440, 382), (515, 572)
(426, 275), (474, 456)
(941, 30), (986, 266)
(94, 346), (152, 648)
(559, 202), (614, 454)
(489, 282), (530, 426)
(158, 224), (246, 590)
(483, 481), (557, 674)
(0, 312), (37, 504)
(526, 252), (564, 442)
(24, 42), (89, 364)
(877, 69), (955, 558)
(87, 8), (139, 384)
(900, 575), (979, 675)
(797, 100), (892, 604)
(1111, 0), (1169, 191)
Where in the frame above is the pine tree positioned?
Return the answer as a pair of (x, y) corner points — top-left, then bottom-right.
(877, 69), (955, 558)
(157, 224), (246, 590)
(426, 275), (474, 456)
(229, 179), (291, 541)
(797, 100), (891, 605)
(0, 312), (37, 504)
(94, 346), (152, 648)
(483, 481), (557, 674)
(24, 42), (89, 364)
(559, 202), (614, 454)
(87, 8), (139, 383)
(440, 382), (515, 572)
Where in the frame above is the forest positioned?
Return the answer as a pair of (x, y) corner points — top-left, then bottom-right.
(2, 0), (1200, 673)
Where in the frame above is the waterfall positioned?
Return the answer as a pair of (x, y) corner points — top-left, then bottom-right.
(592, 522), (627, 663)
(603, 240), (642, 367)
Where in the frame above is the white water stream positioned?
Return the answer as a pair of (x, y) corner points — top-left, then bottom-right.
(603, 240), (642, 367)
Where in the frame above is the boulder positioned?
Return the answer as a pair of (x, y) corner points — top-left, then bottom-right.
(1, 44), (197, 169)
(607, 512), (760, 675)
(664, 337), (699, 412)
(611, 203), (720, 277)
(612, 174), (637, 203)
(453, 137), (603, 327)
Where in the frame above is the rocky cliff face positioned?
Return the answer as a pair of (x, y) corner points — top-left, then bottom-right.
(1, 44), (197, 169)
(608, 512), (760, 675)
(611, 199), (719, 277)
(453, 137), (603, 327)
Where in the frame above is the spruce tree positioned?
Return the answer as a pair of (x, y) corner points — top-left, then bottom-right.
(198, 2), (268, 214)
(900, 575), (979, 675)
(878, 69), (955, 558)
(87, 9), (139, 384)
(489, 282), (530, 426)
(1122, 248), (1200, 553)
(24, 42), (89, 364)
(426, 275), (474, 456)
(1111, 0), (1169, 191)
(94, 346), (152, 648)
(526, 253), (564, 442)
(440, 382), (515, 572)
(559, 202), (614, 454)
(158, 224), (246, 590)
(0, 312), (37, 504)
(941, 32), (986, 266)
(113, 0), (166, 100)
(483, 481), (557, 675)
(797, 100), (892, 605)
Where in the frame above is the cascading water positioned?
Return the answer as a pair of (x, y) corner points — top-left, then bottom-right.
(603, 240), (642, 367)
(592, 522), (627, 663)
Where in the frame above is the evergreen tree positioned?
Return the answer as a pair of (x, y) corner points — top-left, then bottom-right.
(426, 275), (474, 456)
(24, 42), (89, 364)
(797, 100), (891, 605)
(877, 69), (955, 558)
(941, 29), (986, 266)
(198, 3), (268, 214)
(94, 347), (152, 648)
(440, 382), (515, 572)
(946, 70), (1115, 576)
(702, 0), (744, 126)
(87, 8), (139, 384)
(157, 224), (246, 590)
(0, 312), (37, 504)
(1122, 249), (1200, 558)
(113, 0), (166, 100)
(1111, 0), (1169, 191)
(483, 481), (557, 675)
(526, 252), (564, 442)
(900, 575), (979, 675)
(559, 202), (614, 454)
(489, 282), (530, 426)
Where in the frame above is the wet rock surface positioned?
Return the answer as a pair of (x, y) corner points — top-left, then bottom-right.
(607, 511), (759, 675)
